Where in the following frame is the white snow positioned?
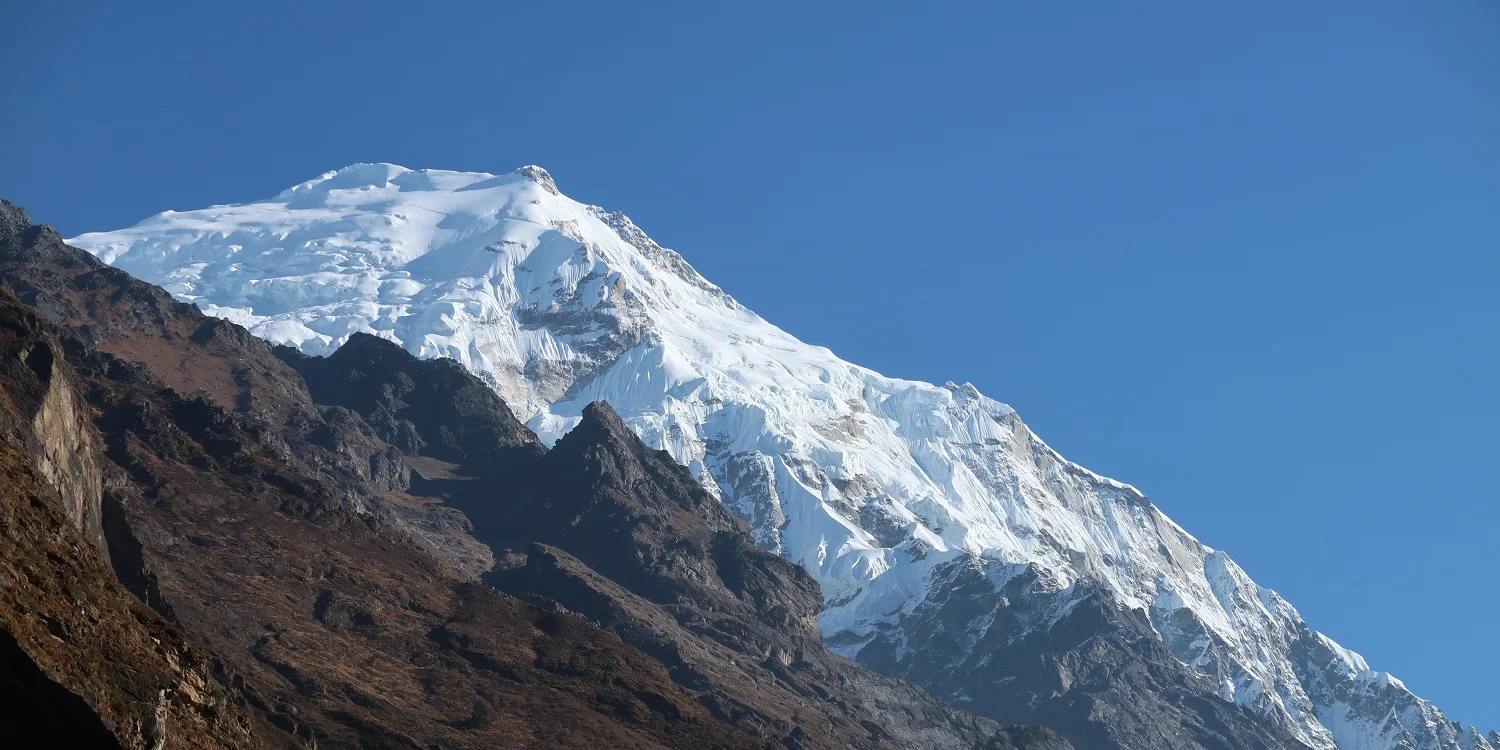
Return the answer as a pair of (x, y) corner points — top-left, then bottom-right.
(68, 163), (1492, 750)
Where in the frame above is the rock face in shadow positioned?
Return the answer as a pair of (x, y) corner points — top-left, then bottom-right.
(276, 331), (544, 466)
(0, 628), (123, 749)
(857, 555), (1309, 750)
(0, 196), (1070, 749)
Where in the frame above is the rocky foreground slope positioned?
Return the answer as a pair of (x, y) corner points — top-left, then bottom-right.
(0, 198), (1066, 748)
(66, 164), (1495, 750)
(0, 289), (259, 749)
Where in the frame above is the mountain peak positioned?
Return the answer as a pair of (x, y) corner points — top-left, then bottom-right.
(0, 199), (33, 231)
(513, 164), (559, 195)
(64, 168), (1493, 750)
(576, 399), (628, 436)
(329, 330), (409, 360)
(275, 162), (413, 200)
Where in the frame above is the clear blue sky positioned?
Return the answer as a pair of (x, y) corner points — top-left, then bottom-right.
(4, 0), (1496, 728)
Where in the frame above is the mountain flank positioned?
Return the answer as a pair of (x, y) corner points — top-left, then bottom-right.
(0, 197), (1068, 748)
(67, 163), (1492, 750)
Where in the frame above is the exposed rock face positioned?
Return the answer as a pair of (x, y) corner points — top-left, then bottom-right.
(0, 198), (1068, 749)
(19, 329), (105, 551)
(0, 281), (259, 749)
(277, 331), (545, 466)
(858, 555), (1308, 750)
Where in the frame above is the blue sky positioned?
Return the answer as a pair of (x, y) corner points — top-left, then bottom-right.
(4, 0), (1497, 728)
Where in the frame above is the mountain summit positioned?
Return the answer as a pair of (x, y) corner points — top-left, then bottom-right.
(71, 165), (1494, 750)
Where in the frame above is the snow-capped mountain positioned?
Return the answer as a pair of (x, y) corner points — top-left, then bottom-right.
(70, 164), (1492, 750)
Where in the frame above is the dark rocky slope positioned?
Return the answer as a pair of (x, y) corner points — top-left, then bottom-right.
(858, 556), (1311, 750)
(284, 331), (1063, 748)
(282, 327), (1070, 750)
(0, 287), (260, 749)
(0, 197), (1069, 748)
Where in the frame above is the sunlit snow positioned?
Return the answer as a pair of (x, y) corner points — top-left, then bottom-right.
(69, 164), (1492, 750)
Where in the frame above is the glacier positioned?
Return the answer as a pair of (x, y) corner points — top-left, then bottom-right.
(70, 163), (1493, 750)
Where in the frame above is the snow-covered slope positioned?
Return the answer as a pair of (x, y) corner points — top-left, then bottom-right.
(70, 164), (1492, 750)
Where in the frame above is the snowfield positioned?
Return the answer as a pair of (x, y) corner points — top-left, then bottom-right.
(71, 164), (1495, 750)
